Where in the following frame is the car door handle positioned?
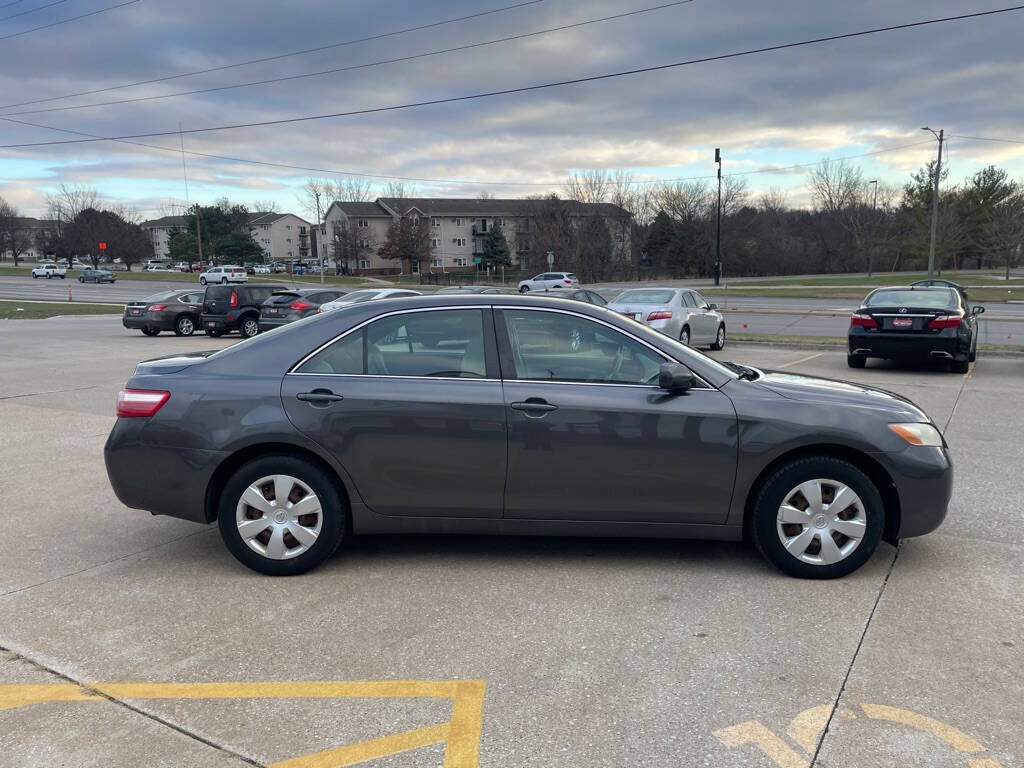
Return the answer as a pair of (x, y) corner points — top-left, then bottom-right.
(296, 390), (344, 405)
(511, 399), (558, 414)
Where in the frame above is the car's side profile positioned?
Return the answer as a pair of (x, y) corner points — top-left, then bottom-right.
(78, 269), (117, 283)
(123, 289), (206, 336)
(200, 265), (248, 285)
(517, 272), (579, 293)
(105, 295), (951, 579)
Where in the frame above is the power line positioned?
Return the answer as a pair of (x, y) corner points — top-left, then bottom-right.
(4, 4), (1022, 149)
(0, 0), (138, 41)
(0, 0), (696, 117)
(0, 114), (936, 187)
(0, 0), (31, 8)
(0, 0), (70, 22)
(950, 134), (1024, 146)
(0, 0), (545, 110)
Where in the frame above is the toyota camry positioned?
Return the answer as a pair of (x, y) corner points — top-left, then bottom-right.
(105, 295), (951, 579)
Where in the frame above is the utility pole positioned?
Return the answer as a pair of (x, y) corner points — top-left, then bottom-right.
(314, 190), (324, 285)
(922, 127), (944, 279)
(867, 179), (878, 278)
(196, 207), (204, 266)
(714, 148), (722, 287)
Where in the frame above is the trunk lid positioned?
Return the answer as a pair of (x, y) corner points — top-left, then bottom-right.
(134, 350), (217, 376)
(862, 305), (960, 332)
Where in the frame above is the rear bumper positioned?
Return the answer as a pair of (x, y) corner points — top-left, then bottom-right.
(104, 420), (226, 524)
(200, 314), (238, 332)
(848, 330), (968, 360)
(878, 445), (953, 538)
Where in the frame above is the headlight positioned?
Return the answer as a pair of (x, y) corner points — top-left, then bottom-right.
(888, 423), (944, 447)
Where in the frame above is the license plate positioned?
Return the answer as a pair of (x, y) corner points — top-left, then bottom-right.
(207, 321), (216, 328)
(267, 308), (278, 314)
(130, 309), (142, 316)
(892, 317), (913, 327)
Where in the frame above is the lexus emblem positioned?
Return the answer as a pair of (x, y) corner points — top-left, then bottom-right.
(898, 307), (908, 314)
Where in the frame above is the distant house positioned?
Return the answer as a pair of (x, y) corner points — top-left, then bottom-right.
(322, 197), (632, 275)
(139, 215), (187, 260)
(248, 212), (312, 263)
(0, 217), (59, 261)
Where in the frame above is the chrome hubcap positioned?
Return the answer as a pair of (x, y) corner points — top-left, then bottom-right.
(235, 474), (323, 560)
(681, 330), (689, 344)
(776, 479), (866, 565)
(244, 320), (258, 336)
(718, 328), (725, 345)
(180, 318), (193, 334)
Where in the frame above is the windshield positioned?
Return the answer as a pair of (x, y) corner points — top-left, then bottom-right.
(613, 289), (677, 304)
(865, 288), (957, 309)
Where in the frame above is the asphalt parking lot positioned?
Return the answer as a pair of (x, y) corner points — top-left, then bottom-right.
(1, 316), (1021, 767)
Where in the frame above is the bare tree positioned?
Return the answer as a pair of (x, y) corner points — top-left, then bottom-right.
(564, 170), (611, 204)
(296, 177), (374, 221)
(0, 198), (35, 266)
(477, 190), (495, 200)
(250, 199), (281, 214)
(380, 181), (417, 200)
(654, 180), (712, 222)
(758, 187), (790, 215)
(332, 222), (377, 274)
(720, 176), (751, 217)
(808, 159), (864, 213)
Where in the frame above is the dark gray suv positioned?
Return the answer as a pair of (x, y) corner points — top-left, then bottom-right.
(105, 295), (951, 578)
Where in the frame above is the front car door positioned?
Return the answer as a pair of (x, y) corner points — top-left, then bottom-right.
(496, 306), (738, 524)
(282, 307), (507, 518)
(690, 290), (717, 341)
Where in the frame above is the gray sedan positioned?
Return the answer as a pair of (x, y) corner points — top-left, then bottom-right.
(607, 287), (725, 349)
(105, 295), (950, 579)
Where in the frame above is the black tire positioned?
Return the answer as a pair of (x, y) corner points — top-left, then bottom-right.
(141, 328), (160, 337)
(969, 337), (977, 363)
(78, 276), (84, 283)
(200, 277), (207, 285)
(32, 273), (38, 279)
(59, 275), (65, 279)
(679, 325), (690, 346)
(950, 357), (969, 374)
(217, 454), (347, 575)
(847, 354), (866, 369)
(751, 456), (884, 579)
(46, 274), (52, 279)
(174, 315), (196, 337)
(239, 315), (260, 339)
(221, 277), (228, 284)
(205, 328), (224, 337)
(710, 323), (726, 351)
(519, 285), (530, 293)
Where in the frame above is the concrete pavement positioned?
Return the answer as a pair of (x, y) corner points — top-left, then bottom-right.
(0, 317), (1021, 767)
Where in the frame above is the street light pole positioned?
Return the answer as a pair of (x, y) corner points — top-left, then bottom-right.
(314, 190), (324, 285)
(867, 179), (878, 278)
(922, 127), (944, 279)
(714, 148), (722, 287)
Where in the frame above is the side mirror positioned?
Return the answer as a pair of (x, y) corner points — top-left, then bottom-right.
(708, 303), (719, 310)
(659, 363), (695, 393)
(972, 306), (985, 315)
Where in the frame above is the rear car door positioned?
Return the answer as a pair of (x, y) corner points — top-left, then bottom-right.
(496, 306), (737, 524)
(282, 307), (507, 518)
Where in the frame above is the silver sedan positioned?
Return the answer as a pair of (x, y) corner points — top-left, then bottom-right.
(607, 287), (726, 349)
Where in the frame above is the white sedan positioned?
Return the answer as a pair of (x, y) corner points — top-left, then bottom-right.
(517, 272), (579, 293)
(318, 288), (423, 312)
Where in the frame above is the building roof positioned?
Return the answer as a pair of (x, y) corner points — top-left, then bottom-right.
(249, 212), (311, 226)
(12, 217), (59, 229)
(329, 198), (633, 219)
(141, 215), (187, 229)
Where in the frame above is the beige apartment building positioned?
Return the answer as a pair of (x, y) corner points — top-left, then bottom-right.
(322, 197), (632, 276)
(141, 212), (312, 263)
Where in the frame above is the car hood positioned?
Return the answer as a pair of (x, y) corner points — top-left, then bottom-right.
(749, 369), (928, 420)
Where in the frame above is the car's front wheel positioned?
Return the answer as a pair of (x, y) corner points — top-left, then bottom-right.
(200, 277), (207, 285)
(751, 456), (884, 579)
(217, 455), (347, 575)
(221, 277), (228, 284)
(78, 277), (84, 283)
(679, 326), (690, 345)
(519, 285), (530, 293)
(175, 315), (196, 336)
(710, 324), (726, 351)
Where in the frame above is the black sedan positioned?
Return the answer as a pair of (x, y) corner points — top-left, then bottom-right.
(78, 269), (117, 284)
(106, 295), (951, 579)
(848, 286), (984, 372)
(123, 289), (206, 336)
(258, 288), (346, 332)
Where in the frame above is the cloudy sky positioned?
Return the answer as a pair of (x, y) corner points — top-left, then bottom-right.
(1, 0), (1022, 219)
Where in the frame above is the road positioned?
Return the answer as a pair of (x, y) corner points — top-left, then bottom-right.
(1, 315), (1022, 767)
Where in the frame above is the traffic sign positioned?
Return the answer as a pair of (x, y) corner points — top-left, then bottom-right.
(473, 257), (482, 264)
(98, 242), (107, 250)
(546, 250), (554, 267)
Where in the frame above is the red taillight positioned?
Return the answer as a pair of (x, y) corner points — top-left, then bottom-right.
(928, 314), (962, 330)
(564, 279), (572, 284)
(148, 304), (167, 311)
(647, 310), (673, 321)
(290, 300), (313, 311)
(116, 389), (170, 419)
(850, 313), (878, 329)
(229, 290), (238, 308)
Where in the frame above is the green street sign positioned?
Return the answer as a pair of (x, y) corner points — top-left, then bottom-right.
(473, 257), (482, 264)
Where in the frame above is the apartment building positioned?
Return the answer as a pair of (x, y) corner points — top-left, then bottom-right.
(141, 212), (313, 262)
(0, 217), (59, 261)
(322, 197), (632, 275)
(140, 215), (186, 260)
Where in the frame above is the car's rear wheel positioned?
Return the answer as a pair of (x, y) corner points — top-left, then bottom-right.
(175, 315), (196, 336)
(751, 456), (884, 579)
(710, 324), (726, 351)
(78, 276), (84, 282)
(519, 285), (530, 293)
(141, 328), (160, 337)
(221, 277), (228, 284)
(239, 316), (260, 338)
(200, 277), (207, 285)
(847, 354), (866, 369)
(217, 455), (347, 575)
(679, 326), (690, 345)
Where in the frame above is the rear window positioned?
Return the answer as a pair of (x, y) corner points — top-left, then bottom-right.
(144, 290), (180, 302)
(341, 290), (384, 303)
(865, 289), (957, 309)
(205, 286), (232, 300)
(614, 289), (677, 304)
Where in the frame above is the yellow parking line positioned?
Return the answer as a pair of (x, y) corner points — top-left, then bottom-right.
(776, 352), (825, 369)
(270, 723), (450, 768)
(860, 703), (985, 753)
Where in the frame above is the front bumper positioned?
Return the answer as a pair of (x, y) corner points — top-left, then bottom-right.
(879, 445), (953, 538)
